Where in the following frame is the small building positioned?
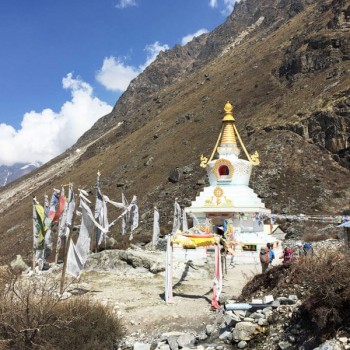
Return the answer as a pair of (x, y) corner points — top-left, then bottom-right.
(185, 102), (282, 264)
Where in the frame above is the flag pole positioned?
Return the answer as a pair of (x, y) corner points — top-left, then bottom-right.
(32, 197), (36, 271)
(60, 206), (76, 295)
(93, 170), (101, 253)
(54, 223), (60, 264)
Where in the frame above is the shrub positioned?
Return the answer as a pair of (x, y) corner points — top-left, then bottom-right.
(41, 298), (124, 350)
(295, 248), (350, 332)
(303, 231), (339, 242)
(239, 246), (350, 337)
(0, 269), (124, 349)
(238, 265), (289, 301)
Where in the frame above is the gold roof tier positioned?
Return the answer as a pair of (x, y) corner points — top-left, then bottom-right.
(220, 123), (237, 145)
(200, 101), (260, 168)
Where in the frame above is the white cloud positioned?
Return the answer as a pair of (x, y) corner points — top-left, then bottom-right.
(222, 0), (237, 16)
(141, 41), (170, 69)
(209, 0), (218, 8)
(181, 29), (209, 46)
(209, 0), (238, 16)
(0, 74), (112, 166)
(115, 0), (137, 9)
(96, 57), (139, 92)
(96, 41), (169, 91)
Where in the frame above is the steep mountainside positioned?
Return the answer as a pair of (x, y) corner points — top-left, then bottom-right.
(0, 0), (349, 264)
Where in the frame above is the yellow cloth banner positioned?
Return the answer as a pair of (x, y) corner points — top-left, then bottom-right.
(171, 234), (220, 248)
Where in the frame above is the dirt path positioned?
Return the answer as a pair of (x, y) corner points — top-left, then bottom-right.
(79, 253), (262, 341)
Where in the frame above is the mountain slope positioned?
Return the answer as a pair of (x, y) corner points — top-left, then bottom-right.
(0, 0), (349, 264)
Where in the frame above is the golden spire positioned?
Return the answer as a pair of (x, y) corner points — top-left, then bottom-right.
(220, 102), (238, 146)
(199, 101), (260, 167)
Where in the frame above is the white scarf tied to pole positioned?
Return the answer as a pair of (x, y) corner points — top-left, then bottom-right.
(182, 209), (188, 232)
(104, 195), (127, 229)
(152, 207), (160, 246)
(104, 194), (138, 240)
(172, 199), (182, 234)
(95, 196), (109, 247)
(122, 192), (129, 235)
(94, 174), (109, 247)
(129, 196), (139, 240)
(189, 213), (200, 227)
(67, 191), (108, 278)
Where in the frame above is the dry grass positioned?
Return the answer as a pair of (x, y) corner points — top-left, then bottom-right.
(0, 269), (124, 349)
(303, 232), (339, 242)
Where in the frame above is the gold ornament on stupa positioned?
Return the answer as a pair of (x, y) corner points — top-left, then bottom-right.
(199, 101), (260, 167)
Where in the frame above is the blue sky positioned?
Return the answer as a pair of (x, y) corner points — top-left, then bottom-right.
(0, 0), (237, 166)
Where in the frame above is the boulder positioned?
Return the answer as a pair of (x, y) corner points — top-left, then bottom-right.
(278, 341), (292, 350)
(168, 168), (181, 183)
(118, 250), (165, 273)
(263, 295), (274, 304)
(238, 341), (247, 349)
(134, 342), (151, 350)
(10, 255), (29, 272)
(232, 322), (258, 341)
(316, 340), (342, 350)
(167, 336), (179, 350)
(177, 333), (195, 348)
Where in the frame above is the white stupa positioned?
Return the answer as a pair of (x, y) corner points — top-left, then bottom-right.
(185, 102), (282, 264)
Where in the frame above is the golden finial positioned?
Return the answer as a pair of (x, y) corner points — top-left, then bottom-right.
(222, 101), (235, 122)
(224, 101), (233, 113)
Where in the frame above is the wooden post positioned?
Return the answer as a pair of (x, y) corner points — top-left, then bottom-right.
(60, 211), (76, 295)
(165, 235), (173, 303)
(62, 236), (67, 260)
(95, 231), (98, 253)
(54, 224), (61, 264)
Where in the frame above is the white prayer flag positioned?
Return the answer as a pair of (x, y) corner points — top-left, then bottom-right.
(182, 209), (188, 232)
(122, 192), (129, 235)
(129, 196), (139, 240)
(94, 173), (104, 246)
(172, 199), (182, 233)
(152, 207), (160, 246)
(67, 192), (95, 278)
(189, 213), (200, 227)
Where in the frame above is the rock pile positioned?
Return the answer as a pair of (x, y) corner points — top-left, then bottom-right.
(117, 295), (301, 350)
(120, 285), (350, 350)
(216, 295), (300, 349)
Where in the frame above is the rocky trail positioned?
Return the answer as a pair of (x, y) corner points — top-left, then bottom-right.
(76, 249), (261, 342)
